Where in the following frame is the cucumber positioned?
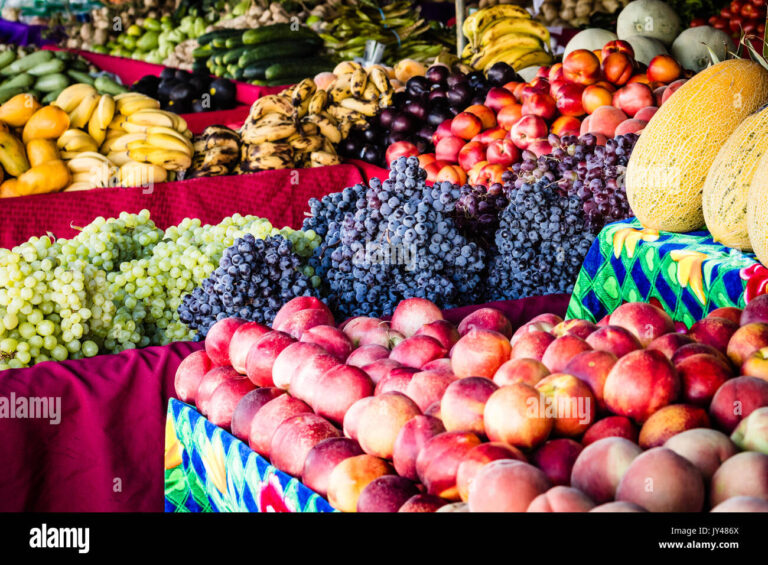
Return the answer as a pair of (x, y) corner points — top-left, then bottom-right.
(71, 58), (90, 71)
(34, 73), (70, 93)
(242, 24), (317, 45)
(226, 64), (245, 80)
(0, 49), (16, 72)
(0, 86), (26, 104)
(192, 45), (213, 59)
(95, 75), (128, 95)
(0, 73), (35, 90)
(222, 46), (248, 65)
(225, 36), (243, 49)
(264, 76), (304, 86)
(238, 40), (321, 68)
(192, 59), (208, 73)
(265, 59), (334, 81)
(66, 69), (95, 85)
(27, 58), (66, 77)
(243, 58), (283, 79)
(1, 50), (54, 76)
(211, 37), (229, 49)
(197, 29), (244, 46)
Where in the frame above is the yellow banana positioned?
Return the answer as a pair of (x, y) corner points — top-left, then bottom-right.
(310, 151), (341, 167)
(506, 49), (554, 71)
(87, 94), (115, 146)
(54, 83), (97, 114)
(64, 181), (96, 192)
(332, 61), (361, 76)
(472, 46), (547, 72)
(478, 18), (551, 47)
(147, 127), (193, 151)
(120, 161), (168, 187)
(145, 149), (192, 171)
(116, 95), (161, 116)
(308, 90), (328, 115)
(305, 114), (342, 143)
(66, 152), (112, 173)
(349, 67), (368, 98)
(108, 114), (127, 132)
(57, 129), (99, 153)
(106, 150), (132, 166)
(367, 67), (391, 96)
(251, 95), (293, 120)
(147, 132), (193, 156)
(291, 78), (317, 107)
(126, 109), (176, 128)
(103, 132), (147, 153)
(240, 122), (297, 145)
(68, 92), (100, 129)
(339, 97), (378, 117)
(463, 5), (531, 41)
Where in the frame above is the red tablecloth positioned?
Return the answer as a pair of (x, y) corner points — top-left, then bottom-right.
(347, 159), (389, 184)
(0, 294), (570, 512)
(0, 163), (366, 248)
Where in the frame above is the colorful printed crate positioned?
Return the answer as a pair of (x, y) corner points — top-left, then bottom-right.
(164, 399), (336, 513)
(567, 218), (768, 326)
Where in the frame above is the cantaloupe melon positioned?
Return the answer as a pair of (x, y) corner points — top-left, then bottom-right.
(625, 59), (768, 233)
(748, 153), (768, 266)
(702, 105), (768, 250)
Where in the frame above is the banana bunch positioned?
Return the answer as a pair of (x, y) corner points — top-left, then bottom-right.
(52, 85), (193, 191)
(462, 5), (553, 72)
(186, 125), (241, 178)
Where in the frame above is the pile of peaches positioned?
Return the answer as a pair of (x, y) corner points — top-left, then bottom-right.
(174, 295), (768, 513)
(390, 39), (690, 187)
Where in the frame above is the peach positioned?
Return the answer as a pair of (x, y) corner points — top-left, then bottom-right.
(601, 52), (634, 86)
(327, 454), (395, 512)
(609, 302), (675, 346)
(342, 317), (395, 348)
(671, 342), (731, 367)
(312, 364), (374, 425)
(531, 438), (583, 486)
(710, 452), (768, 507)
(530, 312), (564, 326)
(271, 342), (326, 390)
(742, 346), (768, 381)
(727, 322), (768, 366)
(346, 344), (390, 368)
(563, 49), (601, 85)
(356, 391), (422, 459)
(674, 353), (733, 407)
(613, 83), (655, 117)
(468, 460), (551, 512)
(458, 307), (513, 338)
(464, 104), (497, 130)
(393, 415), (445, 480)
(570, 437), (643, 503)
(580, 115), (592, 136)
(196, 366), (241, 416)
(404, 370), (456, 412)
(664, 428), (738, 481)
(343, 396), (374, 441)
(228, 322), (270, 374)
(390, 297), (443, 337)
(647, 54), (681, 83)
(527, 486), (596, 512)
(603, 350), (680, 423)
(550, 115), (581, 137)
(653, 85), (666, 106)
(740, 294), (768, 325)
(586, 325), (642, 358)
(389, 335), (447, 369)
(541, 335), (592, 373)
(563, 350), (617, 412)
(436, 164), (468, 186)
(601, 39), (635, 61)
(472, 125), (507, 145)
(590, 501), (647, 512)
(451, 328), (511, 378)
(275, 308), (335, 340)
(484, 383), (553, 448)
(270, 413), (340, 477)
(205, 318), (247, 366)
(494, 358), (550, 387)
(587, 105), (628, 137)
(535, 373), (596, 436)
(521, 92), (557, 121)
(497, 103), (523, 131)
(582, 416), (638, 446)
(509, 114), (548, 150)
(709, 376), (768, 433)
(361, 358), (402, 385)
(375, 367), (417, 396)
(511, 330), (556, 361)
(552, 319), (597, 340)
(398, 494), (447, 512)
(244, 331), (295, 387)
(458, 141), (486, 172)
(638, 404), (710, 448)
(582, 85), (614, 114)
(248, 394), (313, 457)
(272, 296), (332, 330)
(614, 118), (646, 135)
(730, 406), (768, 454)
(688, 316), (739, 354)
(485, 86), (518, 112)
(711, 496), (768, 512)
(456, 442), (527, 501)
(302, 437), (364, 498)
(435, 135), (465, 164)
(634, 105), (658, 122)
(440, 377), (498, 435)
(474, 162), (507, 185)
(425, 401), (441, 419)
(555, 83), (586, 117)
(386, 141), (419, 167)
(420, 358), (454, 375)
(356, 475), (420, 513)
(206, 377), (256, 429)
(709, 306), (743, 325)
(289, 353), (341, 407)
(646, 332), (695, 360)
(616, 447), (705, 512)
(300, 325), (353, 361)
(416, 431), (482, 500)
(174, 350), (212, 403)
(231, 387), (285, 442)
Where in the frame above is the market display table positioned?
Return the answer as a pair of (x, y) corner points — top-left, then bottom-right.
(164, 294), (572, 513)
(0, 163), (367, 248)
(567, 218), (767, 326)
(0, 294), (568, 512)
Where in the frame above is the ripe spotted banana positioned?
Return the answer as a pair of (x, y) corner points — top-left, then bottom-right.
(349, 67), (368, 98)
(251, 95), (293, 120)
(305, 114), (341, 144)
(291, 79), (317, 108)
(308, 90), (328, 115)
(310, 151), (341, 167)
(240, 122), (296, 145)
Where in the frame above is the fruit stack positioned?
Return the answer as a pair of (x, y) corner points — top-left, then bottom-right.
(175, 295), (768, 513)
(461, 4), (553, 72)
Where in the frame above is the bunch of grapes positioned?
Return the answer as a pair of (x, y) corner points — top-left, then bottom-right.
(453, 182), (510, 249)
(486, 178), (596, 301)
(178, 234), (321, 339)
(509, 133), (639, 233)
(0, 211), (321, 369)
(305, 157), (485, 319)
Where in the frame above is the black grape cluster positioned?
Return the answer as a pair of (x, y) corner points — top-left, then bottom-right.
(454, 182), (510, 249)
(305, 157), (485, 319)
(485, 178), (595, 301)
(509, 133), (638, 233)
(178, 234), (318, 338)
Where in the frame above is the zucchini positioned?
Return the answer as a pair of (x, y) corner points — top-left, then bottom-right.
(66, 69), (95, 85)
(238, 40), (321, 68)
(197, 29), (244, 46)
(242, 24), (318, 45)
(0, 72), (35, 90)
(0, 86), (26, 104)
(34, 73), (70, 93)
(265, 59), (334, 81)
